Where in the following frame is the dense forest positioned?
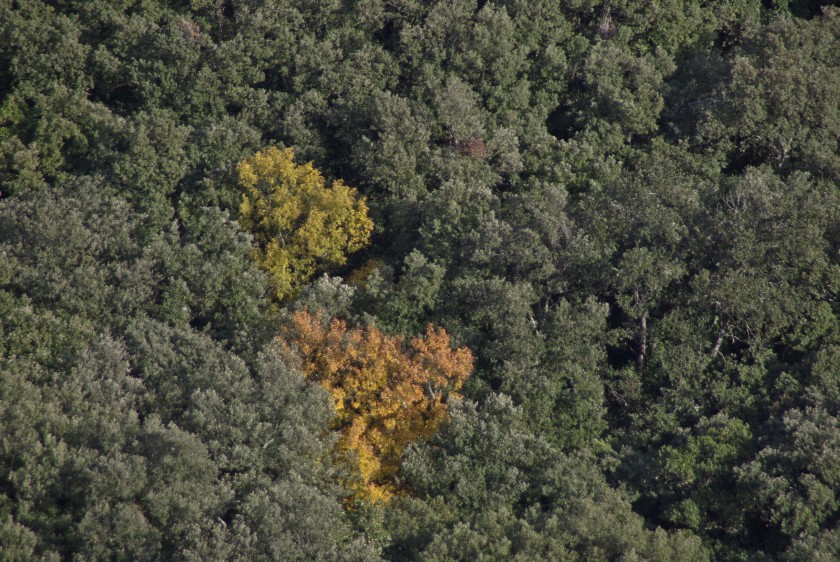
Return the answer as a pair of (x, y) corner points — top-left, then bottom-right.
(1, 1), (839, 560)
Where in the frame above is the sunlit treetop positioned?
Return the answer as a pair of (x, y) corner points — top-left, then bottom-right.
(238, 147), (373, 301)
(283, 309), (473, 503)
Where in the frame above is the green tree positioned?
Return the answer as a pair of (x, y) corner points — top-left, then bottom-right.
(386, 394), (708, 561)
(698, 8), (840, 177)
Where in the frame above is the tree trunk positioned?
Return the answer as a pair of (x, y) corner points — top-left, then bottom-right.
(636, 315), (647, 375)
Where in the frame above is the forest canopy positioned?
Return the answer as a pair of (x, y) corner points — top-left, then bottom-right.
(1, 1), (838, 560)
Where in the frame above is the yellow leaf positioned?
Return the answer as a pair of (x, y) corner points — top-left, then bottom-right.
(282, 310), (473, 504)
(237, 147), (373, 301)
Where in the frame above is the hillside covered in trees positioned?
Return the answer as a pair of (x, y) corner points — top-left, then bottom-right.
(1, 1), (839, 560)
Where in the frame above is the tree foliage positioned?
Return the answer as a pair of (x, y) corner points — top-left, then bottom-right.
(283, 309), (472, 503)
(1, 0), (839, 559)
(238, 147), (373, 301)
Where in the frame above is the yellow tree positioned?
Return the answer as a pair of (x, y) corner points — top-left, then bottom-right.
(283, 310), (473, 503)
(238, 147), (373, 301)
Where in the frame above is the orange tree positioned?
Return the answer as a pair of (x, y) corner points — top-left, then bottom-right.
(283, 310), (473, 503)
(238, 147), (373, 301)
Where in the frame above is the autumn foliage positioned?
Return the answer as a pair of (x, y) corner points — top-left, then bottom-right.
(238, 147), (373, 301)
(283, 310), (473, 503)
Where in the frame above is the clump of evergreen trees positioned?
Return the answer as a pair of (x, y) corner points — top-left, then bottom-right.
(1, 1), (838, 560)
